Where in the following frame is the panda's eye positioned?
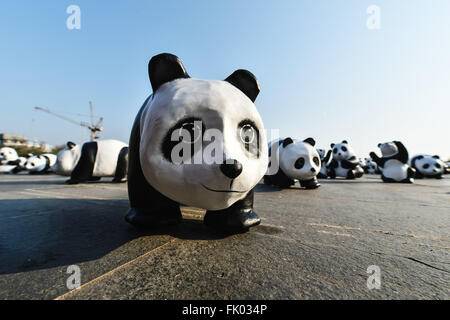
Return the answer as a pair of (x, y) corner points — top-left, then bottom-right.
(162, 117), (204, 162)
(238, 120), (259, 158)
(313, 157), (320, 166)
(333, 148), (337, 154)
(341, 146), (347, 152)
(423, 164), (430, 169)
(435, 163), (441, 169)
(31, 163), (35, 166)
(295, 157), (305, 169)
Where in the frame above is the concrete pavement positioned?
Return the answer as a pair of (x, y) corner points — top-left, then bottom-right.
(0, 173), (449, 299)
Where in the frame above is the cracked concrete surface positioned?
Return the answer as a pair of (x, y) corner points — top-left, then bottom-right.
(0, 174), (449, 299)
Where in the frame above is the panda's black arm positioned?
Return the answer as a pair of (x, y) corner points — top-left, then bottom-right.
(341, 156), (358, 169)
(322, 150), (332, 165)
(328, 159), (338, 169)
(394, 141), (409, 163)
(369, 152), (384, 167)
(6, 159), (20, 165)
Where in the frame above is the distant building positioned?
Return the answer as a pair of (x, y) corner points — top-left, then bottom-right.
(0, 133), (29, 147)
(0, 133), (54, 151)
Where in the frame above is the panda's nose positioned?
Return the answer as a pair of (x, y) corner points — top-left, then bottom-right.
(220, 159), (243, 179)
(338, 153), (341, 156)
(311, 168), (316, 173)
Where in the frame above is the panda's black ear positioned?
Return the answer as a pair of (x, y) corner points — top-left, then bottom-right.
(225, 70), (260, 102)
(282, 137), (294, 148)
(303, 137), (315, 146)
(342, 140), (348, 144)
(377, 143), (381, 147)
(148, 53), (190, 92)
(67, 141), (76, 149)
(330, 143), (335, 148)
(433, 155), (440, 159)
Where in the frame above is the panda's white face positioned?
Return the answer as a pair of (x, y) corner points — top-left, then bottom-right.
(25, 155), (46, 171)
(415, 155), (444, 176)
(365, 158), (377, 173)
(0, 147), (18, 162)
(54, 145), (81, 176)
(139, 78), (268, 210)
(280, 141), (321, 180)
(379, 142), (398, 157)
(332, 142), (354, 161)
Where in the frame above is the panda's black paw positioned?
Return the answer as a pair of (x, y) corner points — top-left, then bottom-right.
(316, 173), (328, 179)
(204, 209), (261, 233)
(125, 208), (182, 228)
(66, 178), (80, 184)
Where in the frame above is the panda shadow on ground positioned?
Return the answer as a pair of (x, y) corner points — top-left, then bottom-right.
(0, 198), (233, 275)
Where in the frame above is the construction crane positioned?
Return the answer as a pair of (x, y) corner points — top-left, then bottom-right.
(34, 101), (104, 141)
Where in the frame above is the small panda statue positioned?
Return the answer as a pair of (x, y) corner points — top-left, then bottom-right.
(25, 153), (57, 174)
(370, 141), (415, 183)
(410, 154), (445, 179)
(316, 148), (331, 179)
(264, 138), (321, 189)
(364, 158), (379, 174)
(0, 147), (20, 173)
(125, 53), (268, 232)
(328, 140), (364, 179)
(54, 140), (129, 184)
(11, 156), (28, 173)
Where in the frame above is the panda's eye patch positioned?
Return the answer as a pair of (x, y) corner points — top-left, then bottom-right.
(435, 163), (441, 168)
(423, 163), (430, 169)
(295, 157), (305, 169)
(238, 119), (260, 158)
(333, 148), (337, 154)
(313, 157), (320, 166)
(341, 146), (347, 152)
(162, 117), (204, 162)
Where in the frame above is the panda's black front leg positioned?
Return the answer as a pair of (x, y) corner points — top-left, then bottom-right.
(125, 104), (182, 228)
(67, 142), (97, 184)
(300, 177), (320, 189)
(204, 189), (260, 233)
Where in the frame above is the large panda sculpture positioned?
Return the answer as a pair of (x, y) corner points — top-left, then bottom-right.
(25, 153), (57, 174)
(328, 140), (364, 179)
(125, 53), (268, 232)
(370, 141), (415, 183)
(410, 154), (445, 179)
(316, 148), (331, 179)
(264, 138), (321, 189)
(0, 147), (20, 173)
(54, 140), (129, 184)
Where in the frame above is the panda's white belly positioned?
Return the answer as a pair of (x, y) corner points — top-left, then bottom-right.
(335, 164), (348, 177)
(382, 160), (408, 181)
(0, 165), (15, 173)
(92, 140), (127, 177)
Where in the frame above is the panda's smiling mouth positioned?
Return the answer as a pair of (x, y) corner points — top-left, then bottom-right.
(201, 184), (246, 193)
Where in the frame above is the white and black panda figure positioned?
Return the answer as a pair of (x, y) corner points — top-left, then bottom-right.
(370, 141), (415, 183)
(0, 147), (20, 173)
(364, 158), (379, 174)
(316, 148), (331, 179)
(10, 156), (28, 173)
(125, 53), (268, 232)
(410, 154), (445, 179)
(54, 140), (129, 184)
(328, 140), (364, 179)
(25, 153), (57, 174)
(264, 138), (321, 189)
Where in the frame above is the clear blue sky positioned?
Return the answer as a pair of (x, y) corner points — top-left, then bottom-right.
(0, 0), (449, 159)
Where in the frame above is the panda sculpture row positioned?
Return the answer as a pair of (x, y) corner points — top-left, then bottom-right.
(0, 147), (57, 174)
